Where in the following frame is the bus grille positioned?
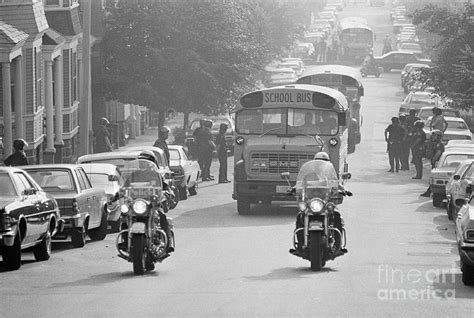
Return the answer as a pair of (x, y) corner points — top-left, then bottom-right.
(250, 153), (314, 174)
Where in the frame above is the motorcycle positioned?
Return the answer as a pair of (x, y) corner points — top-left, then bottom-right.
(360, 61), (382, 78)
(282, 160), (351, 271)
(116, 159), (175, 275)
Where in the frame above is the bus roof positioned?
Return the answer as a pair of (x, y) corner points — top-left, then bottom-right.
(339, 17), (372, 31)
(238, 84), (348, 111)
(297, 64), (363, 87)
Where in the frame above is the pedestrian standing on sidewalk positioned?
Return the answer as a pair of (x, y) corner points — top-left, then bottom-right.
(384, 117), (405, 172)
(406, 108), (420, 163)
(216, 123), (230, 184)
(4, 139), (28, 167)
(421, 130), (445, 197)
(430, 107), (448, 132)
(94, 117), (113, 153)
(399, 114), (410, 170)
(202, 119), (215, 181)
(411, 120), (426, 179)
(153, 126), (171, 164)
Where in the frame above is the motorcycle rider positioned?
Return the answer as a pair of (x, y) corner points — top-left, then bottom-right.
(293, 152), (351, 253)
(153, 126), (171, 164)
(362, 53), (377, 74)
(127, 152), (174, 255)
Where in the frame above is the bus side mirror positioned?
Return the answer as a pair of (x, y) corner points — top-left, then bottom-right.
(338, 113), (346, 126)
(358, 87), (364, 97)
(342, 172), (351, 180)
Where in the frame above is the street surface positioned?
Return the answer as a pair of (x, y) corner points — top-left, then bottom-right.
(1, 3), (473, 317)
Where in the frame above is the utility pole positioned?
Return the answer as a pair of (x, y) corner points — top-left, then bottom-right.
(79, 0), (91, 155)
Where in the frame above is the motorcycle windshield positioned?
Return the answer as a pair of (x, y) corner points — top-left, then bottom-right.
(296, 160), (339, 201)
(122, 159), (163, 199)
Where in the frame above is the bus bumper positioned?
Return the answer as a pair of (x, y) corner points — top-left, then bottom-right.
(233, 180), (295, 202)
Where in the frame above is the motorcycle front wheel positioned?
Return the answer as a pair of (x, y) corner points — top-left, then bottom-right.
(309, 232), (324, 271)
(132, 235), (146, 275)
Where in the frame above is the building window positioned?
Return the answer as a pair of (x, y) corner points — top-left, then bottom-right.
(71, 51), (78, 102)
(45, 0), (60, 5)
(35, 48), (43, 111)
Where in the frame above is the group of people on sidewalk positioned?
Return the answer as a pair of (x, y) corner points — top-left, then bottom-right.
(153, 119), (230, 185)
(384, 107), (447, 184)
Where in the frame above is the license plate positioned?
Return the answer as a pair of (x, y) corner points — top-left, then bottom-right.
(130, 222), (146, 234)
(276, 185), (291, 193)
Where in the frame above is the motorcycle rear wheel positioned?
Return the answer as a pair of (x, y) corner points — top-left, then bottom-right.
(309, 232), (324, 271)
(132, 235), (146, 275)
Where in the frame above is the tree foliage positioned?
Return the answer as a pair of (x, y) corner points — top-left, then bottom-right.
(101, 0), (302, 116)
(412, 2), (474, 109)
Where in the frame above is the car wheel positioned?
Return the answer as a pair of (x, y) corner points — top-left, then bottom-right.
(461, 261), (474, 286)
(189, 183), (198, 196)
(447, 202), (454, 221)
(237, 198), (251, 215)
(71, 225), (86, 248)
(33, 230), (51, 261)
(3, 232), (21, 270)
(179, 185), (188, 200)
(433, 194), (444, 207)
(89, 210), (108, 241)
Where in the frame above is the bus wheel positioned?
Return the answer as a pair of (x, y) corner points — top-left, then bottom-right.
(237, 198), (251, 215)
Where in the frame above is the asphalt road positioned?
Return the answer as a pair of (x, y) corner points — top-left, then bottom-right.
(1, 2), (473, 317)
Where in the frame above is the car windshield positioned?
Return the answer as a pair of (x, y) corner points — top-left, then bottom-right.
(447, 120), (468, 130)
(0, 173), (17, 197)
(27, 169), (75, 192)
(296, 160), (339, 201)
(190, 118), (231, 133)
(441, 155), (474, 168)
(410, 94), (437, 104)
(87, 173), (112, 187)
(169, 149), (181, 160)
(236, 108), (339, 136)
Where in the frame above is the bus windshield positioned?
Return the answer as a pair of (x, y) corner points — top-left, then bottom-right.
(236, 108), (339, 136)
(340, 28), (373, 46)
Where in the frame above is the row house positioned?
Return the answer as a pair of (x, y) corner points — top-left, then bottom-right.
(0, 0), (82, 164)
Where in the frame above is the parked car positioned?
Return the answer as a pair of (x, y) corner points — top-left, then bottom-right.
(23, 164), (108, 248)
(424, 116), (472, 143)
(398, 42), (422, 55)
(77, 148), (178, 204)
(416, 107), (460, 121)
(455, 194), (474, 285)
(374, 51), (431, 73)
(0, 167), (61, 270)
(399, 91), (440, 114)
(292, 42), (315, 60)
(429, 148), (474, 207)
(168, 145), (201, 199)
(278, 60), (305, 77)
(267, 67), (298, 87)
(185, 116), (235, 158)
(400, 63), (430, 91)
(80, 163), (125, 232)
(446, 159), (474, 220)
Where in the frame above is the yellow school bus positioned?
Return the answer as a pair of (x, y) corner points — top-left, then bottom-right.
(232, 84), (349, 214)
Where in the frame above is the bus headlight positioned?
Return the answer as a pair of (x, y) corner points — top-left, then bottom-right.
(329, 138), (338, 147)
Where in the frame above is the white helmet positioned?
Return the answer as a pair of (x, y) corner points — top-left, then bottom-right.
(314, 151), (330, 161)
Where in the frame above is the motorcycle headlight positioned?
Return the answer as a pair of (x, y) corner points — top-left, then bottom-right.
(133, 199), (148, 215)
(120, 204), (129, 214)
(298, 201), (307, 212)
(309, 199), (324, 213)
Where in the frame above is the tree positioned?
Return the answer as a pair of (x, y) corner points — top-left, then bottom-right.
(412, 2), (474, 109)
(101, 0), (302, 127)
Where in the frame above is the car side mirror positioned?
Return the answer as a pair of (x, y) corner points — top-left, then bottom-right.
(22, 188), (37, 196)
(455, 198), (467, 206)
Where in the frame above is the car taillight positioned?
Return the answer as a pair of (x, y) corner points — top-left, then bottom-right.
(72, 199), (79, 213)
(466, 230), (474, 242)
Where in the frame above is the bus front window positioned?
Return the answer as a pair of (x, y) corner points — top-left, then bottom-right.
(236, 109), (286, 135)
(288, 109), (339, 136)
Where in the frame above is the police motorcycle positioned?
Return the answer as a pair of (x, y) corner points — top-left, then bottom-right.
(282, 159), (351, 271)
(360, 56), (382, 78)
(116, 159), (175, 275)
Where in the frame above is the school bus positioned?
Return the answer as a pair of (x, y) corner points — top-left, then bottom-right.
(296, 64), (364, 153)
(232, 84), (349, 214)
(338, 17), (374, 62)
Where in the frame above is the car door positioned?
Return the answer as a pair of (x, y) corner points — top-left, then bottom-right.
(73, 168), (95, 228)
(76, 168), (101, 229)
(11, 172), (40, 244)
